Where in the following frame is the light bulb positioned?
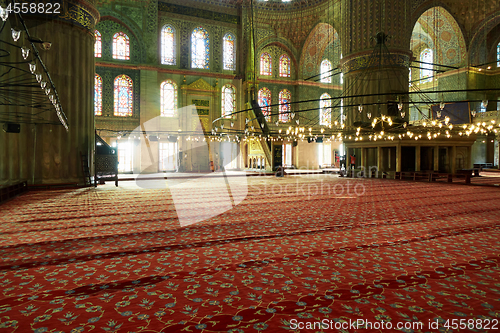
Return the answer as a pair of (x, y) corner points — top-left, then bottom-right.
(471, 110), (476, 117)
(35, 74), (42, 83)
(358, 105), (363, 113)
(436, 110), (441, 118)
(440, 101), (445, 110)
(29, 63), (36, 74)
(11, 28), (21, 42)
(367, 112), (371, 119)
(482, 100), (488, 109)
(398, 102), (403, 111)
(45, 88), (51, 95)
(0, 6), (8, 21)
(40, 81), (47, 89)
(400, 111), (405, 118)
(21, 47), (30, 60)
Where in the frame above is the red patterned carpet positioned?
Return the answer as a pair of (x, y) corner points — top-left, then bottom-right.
(1, 175), (500, 332)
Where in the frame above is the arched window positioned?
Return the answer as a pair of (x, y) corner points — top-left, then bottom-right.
(191, 26), (210, 69)
(112, 32), (130, 60)
(160, 80), (177, 117)
(279, 89), (291, 123)
(94, 30), (101, 58)
(420, 49), (433, 83)
(258, 87), (271, 122)
(114, 75), (133, 116)
(260, 52), (272, 76)
(222, 84), (236, 118)
(319, 93), (331, 126)
(161, 25), (176, 65)
(279, 54), (291, 77)
(223, 33), (236, 70)
(94, 74), (102, 116)
(320, 59), (331, 83)
(497, 42), (500, 67)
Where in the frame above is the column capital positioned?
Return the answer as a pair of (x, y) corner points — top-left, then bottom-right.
(25, 0), (99, 33)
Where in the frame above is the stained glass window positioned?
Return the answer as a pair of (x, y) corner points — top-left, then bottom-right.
(319, 93), (331, 126)
(258, 87), (271, 122)
(160, 80), (177, 117)
(320, 59), (331, 83)
(94, 74), (102, 116)
(279, 89), (291, 123)
(161, 25), (176, 65)
(114, 75), (133, 117)
(260, 52), (272, 76)
(191, 26), (210, 69)
(112, 32), (130, 60)
(497, 43), (500, 67)
(420, 49), (433, 83)
(223, 33), (235, 70)
(222, 84), (236, 118)
(94, 30), (101, 58)
(279, 54), (291, 77)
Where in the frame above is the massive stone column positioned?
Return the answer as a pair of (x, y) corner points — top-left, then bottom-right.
(0, 0), (99, 185)
(340, 0), (412, 126)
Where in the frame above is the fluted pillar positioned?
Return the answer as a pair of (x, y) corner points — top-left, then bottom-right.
(340, 0), (412, 126)
(0, 0), (99, 185)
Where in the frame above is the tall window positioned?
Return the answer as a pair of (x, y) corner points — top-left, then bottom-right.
(221, 142), (238, 169)
(320, 59), (331, 83)
(260, 52), (272, 76)
(319, 93), (331, 126)
(283, 143), (292, 167)
(118, 141), (133, 173)
(161, 25), (176, 65)
(112, 32), (130, 60)
(94, 30), (101, 58)
(258, 87), (271, 122)
(420, 49), (433, 83)
(94, 74), (102, 116)
(279, 89), (291, 123)
(497, 42), (500, 67)
(223, 33), (236, 70)
(159, 141), (178, 171)
(160, 80), (177, 117)
(279, 54), (291, 77)
(114, 75), (133, 116)
(191, 26), (210, 69)
(222, 84), (236, 118)
(318, 143), (332, 167)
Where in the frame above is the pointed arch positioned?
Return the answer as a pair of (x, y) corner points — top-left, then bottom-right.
(94, 30), (101, 58)
(279, 54), (291, 77)
(114, 75), (133, 116)
(222, 84), (236, 118)
(94, 74), (102, 116)
(258, 87), (271, 121)
(319, 93), (331, 126)
(191, 26), (210, 69)
(320, 59), (332, 83)
(260, 52), (272, 76)
(410, 6), (466, 67)
(279, 89), (291, 123)
(223, 33), (236, 70)
(420, 48), (433, 83)
(160, 80), (177, 117)
(112, 32), (130, 60)
(161, 25), (176, 65)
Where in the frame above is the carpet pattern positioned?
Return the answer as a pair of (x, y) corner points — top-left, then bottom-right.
(1, 175), (500, 332)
